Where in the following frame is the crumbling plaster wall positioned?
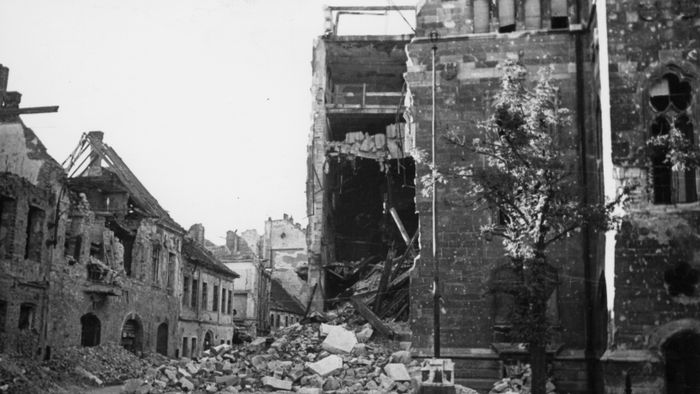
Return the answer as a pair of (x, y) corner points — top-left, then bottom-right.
(0, 121), (66, 358)
(603, 1), (700, 391)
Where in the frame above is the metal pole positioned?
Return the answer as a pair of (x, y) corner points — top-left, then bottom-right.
(430, 31), (440, 359)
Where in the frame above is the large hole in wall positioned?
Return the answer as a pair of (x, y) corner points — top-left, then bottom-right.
(323, 155), (418, 315)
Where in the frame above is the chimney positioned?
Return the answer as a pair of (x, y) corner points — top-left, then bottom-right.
(87, 131), (104, 176)
(226, 231), (239, 253)
(188, 224), (205, 246)
(0, 65), (8, 93)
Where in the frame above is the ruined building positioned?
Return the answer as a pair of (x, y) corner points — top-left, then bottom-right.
(1, 66), (240, 359)
(307, 1), (700, 393)
(181, 225), (239, 357)
(262, 214), (310, 307)
(0, 66), (66, 358)
(206, 227), (271, 336)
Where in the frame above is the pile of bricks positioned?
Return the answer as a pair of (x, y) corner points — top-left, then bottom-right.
(487, 364), (557, 394)
(120, 320), (423, 393)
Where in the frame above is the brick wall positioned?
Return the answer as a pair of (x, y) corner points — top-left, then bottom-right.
(406, 21), (592, 391)
(601, 1), (700, 392)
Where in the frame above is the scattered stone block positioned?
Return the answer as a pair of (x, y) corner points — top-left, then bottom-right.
(74, 366), (103, 386)
(391, 350), (412, 365)
(384, 363), (411, 381)
(261, 376), (293, 390)
(307, 355), (343, 377)
(179, 377), (195, 391)
(321, 326), (357, 354)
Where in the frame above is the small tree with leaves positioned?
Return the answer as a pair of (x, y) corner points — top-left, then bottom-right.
(444, 61), (623, 394)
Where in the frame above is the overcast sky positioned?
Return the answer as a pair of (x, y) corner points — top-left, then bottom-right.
(0, 0), (415, 241)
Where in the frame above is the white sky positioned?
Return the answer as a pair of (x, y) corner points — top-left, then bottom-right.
(0, 0), (415, 241)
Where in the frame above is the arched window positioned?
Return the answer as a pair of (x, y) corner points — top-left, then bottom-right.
(648, 69), (696, 204)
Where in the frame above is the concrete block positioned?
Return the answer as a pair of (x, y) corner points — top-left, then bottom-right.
(179, 377), (195, 391)
(384, 363), (412, 381)
(215, 374), (240, 386)
(261, 376), (293, 390)
(307, 354), (343, 377)
(321, 326), (357, 354)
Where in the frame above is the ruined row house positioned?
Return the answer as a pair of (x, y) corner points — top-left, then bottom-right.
(307, 1), (700, 393)
(0, 66), (239, 359)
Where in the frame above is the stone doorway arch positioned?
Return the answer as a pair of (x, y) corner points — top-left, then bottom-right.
(80, 313), (101, 347)
(663, 330), (700, 394)
(204, 330), (213, 351)
(120, 314), (143, 353)
(156, 322), (168, 356)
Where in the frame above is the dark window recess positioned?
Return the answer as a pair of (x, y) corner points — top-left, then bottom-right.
(550, 0), (569, 29)
(151, 245), (161, 284)
(202, 282), (208, 310)
(120, 319), (142, 353)
(64, 235), (82, 261)
(191, 279), (198, 309)
(182, 276), (190, 307)
(227, 290), (232, 314)
(651, 116), (673, 204)
(80, 313), (101, 347)
(24, 206), (44, 261)
(0, 300), (7, 332)
(156, 323), (168, 356)
(191, 338), (197, 356)
(182, 336), (189, 358)
(550, 16), (569, 29)
(18, 303), (36, 330)
(0, 197), (16, 258)
(664, 261), (700, 297)
(213, 285), (219, 312)
(167, 253), (175, 293)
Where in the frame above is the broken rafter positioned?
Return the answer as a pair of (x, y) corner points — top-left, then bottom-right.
(350, 296), (395, 338)
(0, 106), (58, 116)
(373, 247), (396, 314)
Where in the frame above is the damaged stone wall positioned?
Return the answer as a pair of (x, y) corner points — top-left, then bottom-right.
(405, 1), (593, 391)
(0, 120), (66, 359)
(49, 196), (182, 357)
(263, 215), (310, 305)
(602, 1), (700, 392)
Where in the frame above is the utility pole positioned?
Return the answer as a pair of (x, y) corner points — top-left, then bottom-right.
(430, 30), (441, 359)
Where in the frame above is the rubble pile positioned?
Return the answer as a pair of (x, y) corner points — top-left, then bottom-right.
(47, 343), (155, 385)
(488, 364), (557, 394)
(0, 353), (65, 394)
(120, 309), (423, 393)
(325, 123), (408, 170)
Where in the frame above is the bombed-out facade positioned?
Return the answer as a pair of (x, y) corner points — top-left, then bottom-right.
(307, 1), (700, 393)
(0, 70), (240, 361)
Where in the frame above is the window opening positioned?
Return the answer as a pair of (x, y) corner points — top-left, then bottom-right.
(498, 0), (516, 33)
(0, 197), (15, 259)
(191, 279), (198, 309)
(151, 245), (161, 284)
(24, 206), (44, 261)
(524, 0), (541, 29)
(80, 313), (101, 347)
(18, 303), (36, 330)
(167, 253), (175, 293)
(213, 285), (219, 312)
(550, 0), (569, 29)
(0, 300), (7, 332)
(182, 276), (190, 307)
(202, 282), (208, 311)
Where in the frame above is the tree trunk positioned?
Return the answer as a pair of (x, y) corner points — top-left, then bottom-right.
(530, 342), (547, 394)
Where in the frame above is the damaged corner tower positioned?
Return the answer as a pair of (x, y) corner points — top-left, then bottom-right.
(306, 6), (419, 315)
